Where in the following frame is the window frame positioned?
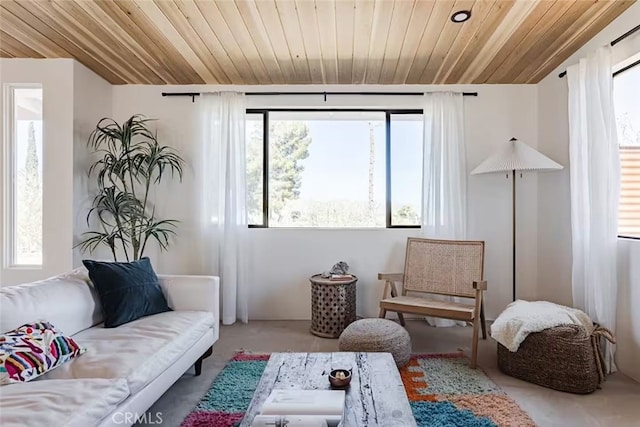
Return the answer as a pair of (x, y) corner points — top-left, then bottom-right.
(246, 108), (423, 229)
(2, 83), (44, 267)
(613, 59), (640, 240)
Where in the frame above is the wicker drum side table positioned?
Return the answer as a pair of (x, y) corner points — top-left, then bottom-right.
(309, 274), (357, 338)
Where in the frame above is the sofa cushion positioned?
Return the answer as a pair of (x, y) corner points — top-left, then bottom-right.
(0, 269), (102, 336)
(40, 310), (214, 394)
(0, 378), (129, 427)
(83, 258), (170, 328)
(1, 321), (85, 385)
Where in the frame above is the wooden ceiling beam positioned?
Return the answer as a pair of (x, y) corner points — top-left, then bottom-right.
(179, 0), (258, 84)
(313, 0), (339, 84)
(487, 0), (578, 84)
(379, 0), (416, 85)
(444, 0), (515, 84)
(473, 0), (555, 84)
(424, 0), (477, 84)
(49, 0), (163, 84)
(0, 0), (634, 85)
(294, 0), (325, 84)
(0, 48), (15, 58)
(274, 0), (312, 84)
(73, 0), (177, 84)
(405, 0), (455, 84)
(460, 0), (537, 83)
(527, 0), (636, 83)
(390, 0), (435, 84)
(0, 29), (44, 58)
(435, 0), (495, 84)
(143, 0), (230, 84)
(366, 0), (396, 84)
(3, 1), (126, 84)
(231, 0), (286, 84)
(351, 0), (375, 84)
(22, 0), (150, 84)
(511, 0), (597, 84)
(171, 0), (250, 84)
(104, 0), (203, 84)
(252, 0), (298, 83)
(0, 6), (68, 58)
(212, 0), (273, 84)
(335, 0), (356, 85)
(195, 0), (267, 84)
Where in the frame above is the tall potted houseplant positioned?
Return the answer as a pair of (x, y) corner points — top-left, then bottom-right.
(78, 115), (185, 261)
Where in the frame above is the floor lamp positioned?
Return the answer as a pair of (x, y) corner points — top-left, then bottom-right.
(471, 138), (563, 301)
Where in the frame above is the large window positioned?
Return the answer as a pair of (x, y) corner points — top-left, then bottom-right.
(246, 109), (423, 228)
(3, 85), (43, 265)
(390, 114), (423, 226)
(614, 56), (640, 238)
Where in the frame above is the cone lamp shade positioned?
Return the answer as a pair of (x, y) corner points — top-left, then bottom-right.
(471, 138), (563, 302)
(471, 138), (563, 174)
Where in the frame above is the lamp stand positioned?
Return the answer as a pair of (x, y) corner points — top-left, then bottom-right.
(511, 169), (516, 302)
(471, 137), (563, 302)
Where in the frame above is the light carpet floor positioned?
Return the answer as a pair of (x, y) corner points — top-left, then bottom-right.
(138, 320), (640, 427)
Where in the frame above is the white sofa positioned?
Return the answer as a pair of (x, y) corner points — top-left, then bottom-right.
(0, 269), (219, 427)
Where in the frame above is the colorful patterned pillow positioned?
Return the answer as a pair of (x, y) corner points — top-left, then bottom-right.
(0, 321), (85, 385)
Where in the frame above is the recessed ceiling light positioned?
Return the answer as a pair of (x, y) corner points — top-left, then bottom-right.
(451, 10), (471, 23)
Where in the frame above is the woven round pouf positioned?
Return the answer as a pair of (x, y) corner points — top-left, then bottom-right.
(338, 318), (411, 367)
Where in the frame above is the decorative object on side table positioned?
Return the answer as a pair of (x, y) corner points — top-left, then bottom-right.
(309, 272), (357, 338)
(320, 261), (352, 280)
(76, 115), (186, 261)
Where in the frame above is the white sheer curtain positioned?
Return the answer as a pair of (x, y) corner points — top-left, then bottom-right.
(200, 92), (249, 325)
(421, 92), (468, 327)
(567, 46), (620, 373)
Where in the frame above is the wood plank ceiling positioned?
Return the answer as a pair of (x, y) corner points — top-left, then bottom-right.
(0, 0), (636, 85)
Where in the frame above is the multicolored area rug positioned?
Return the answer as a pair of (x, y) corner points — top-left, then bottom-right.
(181, 352), (535, 427)
(402, 353), (535, 426)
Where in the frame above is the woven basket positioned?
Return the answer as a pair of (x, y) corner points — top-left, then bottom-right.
(497, 324), (614, 394)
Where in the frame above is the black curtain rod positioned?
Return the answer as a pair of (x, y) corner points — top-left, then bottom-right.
(161, 91), (478, 102)
(558, 23), (640, 78)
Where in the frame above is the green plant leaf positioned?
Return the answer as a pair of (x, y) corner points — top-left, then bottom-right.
(79, 115), (186, 260)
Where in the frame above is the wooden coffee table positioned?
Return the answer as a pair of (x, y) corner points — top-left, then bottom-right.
(240, 352), (417, 427)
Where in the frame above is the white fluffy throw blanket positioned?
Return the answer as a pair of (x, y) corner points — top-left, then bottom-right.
(491, 300), (594, 352)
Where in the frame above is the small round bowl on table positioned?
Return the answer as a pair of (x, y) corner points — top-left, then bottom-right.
(328, 369), (352, 389)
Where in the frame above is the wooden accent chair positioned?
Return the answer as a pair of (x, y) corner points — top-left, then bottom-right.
(379, 238), (487, 368)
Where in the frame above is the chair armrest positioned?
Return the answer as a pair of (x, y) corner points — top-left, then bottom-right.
(378, 273), (404, 282)
(158, 275), (219, 319)
(473, 280), (487, 290)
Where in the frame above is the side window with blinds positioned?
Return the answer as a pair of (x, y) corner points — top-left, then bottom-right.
(614, 57), (640, 238)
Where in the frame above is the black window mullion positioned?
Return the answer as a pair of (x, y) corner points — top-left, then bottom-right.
(263, 111), (269, 228)
(385, 112), (392, 228)
(247, 110), (269, 228)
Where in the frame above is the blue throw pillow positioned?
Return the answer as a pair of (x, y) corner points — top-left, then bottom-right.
(82, 257), (170, 328)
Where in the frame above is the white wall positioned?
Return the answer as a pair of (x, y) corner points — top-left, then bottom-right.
(72, 61), (113, 267)
(0, 59), (75, 285)
(536, 3), (640, 381)
(110, 84), (539, 320)
(617, 239), (640, 382)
